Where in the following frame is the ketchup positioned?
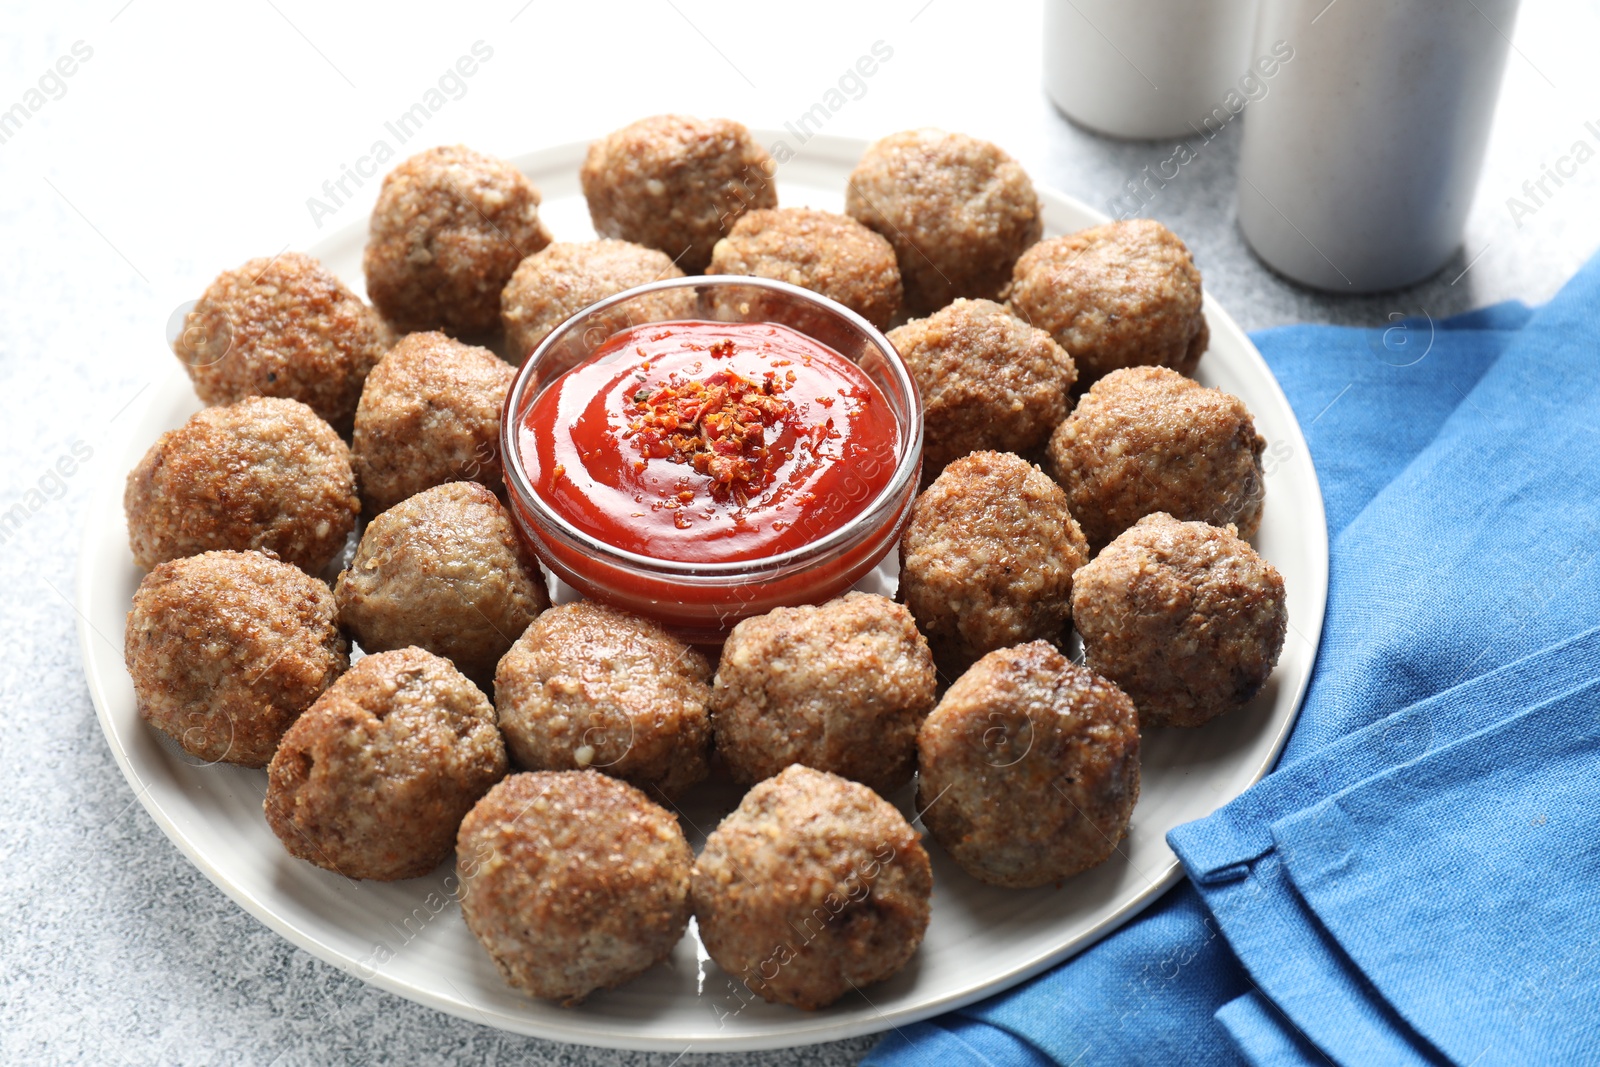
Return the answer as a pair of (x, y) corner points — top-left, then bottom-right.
(519, 321), (900, 564)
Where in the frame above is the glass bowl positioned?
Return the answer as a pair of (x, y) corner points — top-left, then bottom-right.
(500, 275), (923, 643)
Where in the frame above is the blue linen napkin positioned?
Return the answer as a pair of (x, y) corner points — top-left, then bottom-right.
(1172, 625), (1600, 1065)
(1267, 675), (1600, 1066)
(867, 252), (1600, 1067)
(1214, 992), (1332, 1067)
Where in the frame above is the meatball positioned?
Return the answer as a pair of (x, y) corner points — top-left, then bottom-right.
(711, 593), (935, 793)
(1006, 220), (1208, 383)
(846, 129), (1041, 316)
(494, 602), (712, 797)
(456, 770), (693, 1004)
(580, 115), (777, 274)
(500, 240), (694, 362)
(334, 482), (549, 684)
(898, 451), (1090, 676)
(888, 299), (1075, 474)
(692, 765), (931, 1010)
(916, 641), (1141, 888)
(125, 550), (347, 767)
(173, 252), (394, 433)
(351, 331), (514, 515)
(1073, 513), (1286, 728)
(707, 208), (902, 330)
(124, 396), (358, 575)
(264, 647), (508, 881)
(363, 145), (553, 336)
(1046, 365), (1265, 551)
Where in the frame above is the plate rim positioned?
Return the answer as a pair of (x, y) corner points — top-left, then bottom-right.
(75, 130), (1329, 1052)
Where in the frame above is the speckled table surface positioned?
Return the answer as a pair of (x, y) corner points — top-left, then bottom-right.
(4, 1), (1598, 1064)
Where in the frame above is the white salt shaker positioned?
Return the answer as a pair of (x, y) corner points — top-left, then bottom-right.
(1043, 0), (1261, 140)
(1237, 0), (1520, 292)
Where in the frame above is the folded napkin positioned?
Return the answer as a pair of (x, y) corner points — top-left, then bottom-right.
(1174, 628), (1600, 1066)
(869, 252), (1600, 1067)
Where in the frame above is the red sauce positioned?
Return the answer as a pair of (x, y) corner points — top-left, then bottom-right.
(519, 321), (900, 564)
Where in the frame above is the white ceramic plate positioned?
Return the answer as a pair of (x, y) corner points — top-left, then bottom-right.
(76, 133), (1328, 1052)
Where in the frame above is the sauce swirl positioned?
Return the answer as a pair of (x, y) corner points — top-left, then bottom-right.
(518, 321), (899, 563)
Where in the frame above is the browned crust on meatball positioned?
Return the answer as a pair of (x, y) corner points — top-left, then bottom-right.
(888, 299), (1076, 474)
(174, 252), (394, 434)
(500, 240), (694, 362)
(1006, 220), (1207, 383)
(494, 602), (712, 797)
(916, 641), (1140, 888)
(126, 550), (347, 767)
(351, 331), (514, 515)
(456, 770), (693, 1005)
(1046, 365), (1266, 551)
(364, 145), (552, 336)
(1073, 513), (1286, 728)
(334, 482), (549, 684)
(898, 451), (1090, 677)
(846, 129), (1041, 316)
(580, 115), (777, 274)
(264, 647), (508, 881)
(708, 208), (903, 330)
(710, 593), (935, 793)
(124, 396), (358, 575)
(691, 765), (932, 1010)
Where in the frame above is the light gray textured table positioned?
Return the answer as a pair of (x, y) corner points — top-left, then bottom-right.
(4, 2), (1598, 1064)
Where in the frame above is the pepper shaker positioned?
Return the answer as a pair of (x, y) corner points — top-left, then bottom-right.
(1236, 0), (1520, 292)
(1043, 0), (1261, 140)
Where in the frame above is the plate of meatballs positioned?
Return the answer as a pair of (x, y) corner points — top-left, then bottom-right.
(78, 116), (1327, 1050)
